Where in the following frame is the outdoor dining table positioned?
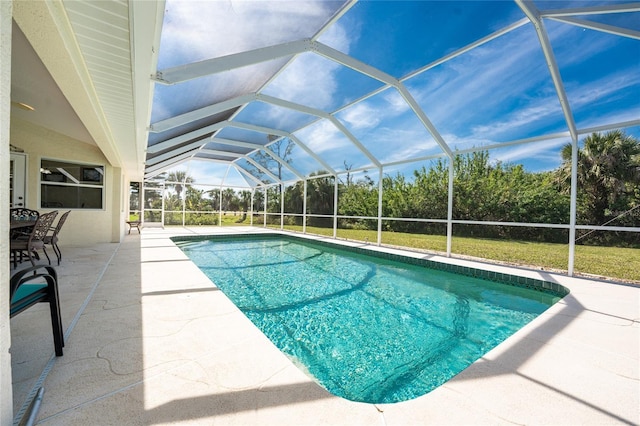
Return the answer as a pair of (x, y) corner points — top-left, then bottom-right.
(10, 220), (37, 241)
(10, 220), (37, 230)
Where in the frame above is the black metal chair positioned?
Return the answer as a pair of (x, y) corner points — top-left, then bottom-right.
(10, 265), (64, 356)
(44, 211), (71, 265)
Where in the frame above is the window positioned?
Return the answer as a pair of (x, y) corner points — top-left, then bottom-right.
(40, 159), (104, 209)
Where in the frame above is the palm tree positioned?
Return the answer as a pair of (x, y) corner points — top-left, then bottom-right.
(557, 130), (640, 226)
(166, 170), (195, 199)
(221, 188), (238, 211)
(238, 190), (252, 222)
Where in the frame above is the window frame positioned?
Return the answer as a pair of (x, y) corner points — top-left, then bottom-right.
(39, 157), (106, 210)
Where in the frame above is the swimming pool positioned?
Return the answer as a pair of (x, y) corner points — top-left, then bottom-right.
(174, 234), (568, 403)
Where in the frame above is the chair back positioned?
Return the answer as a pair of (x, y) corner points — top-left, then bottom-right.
(50, 210), (71, 238)
(10, 265), (58, 313)
(31, 211), (59, 243)
(10, 265), (64, 356)
(10, 208), (40, 222)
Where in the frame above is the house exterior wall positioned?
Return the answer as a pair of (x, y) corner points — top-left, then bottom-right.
(10, 118), (124, 245)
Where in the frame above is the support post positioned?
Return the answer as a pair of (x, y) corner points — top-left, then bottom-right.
(568, 136), (578, 276)
(181, 182), (186, 227)
(161, 183), (166, 228)
(140, 182), (146, 226)
(447, 159), (454, 256)
(333, 176), (338, 238)
(218, 186), (223, 226)
(280, 183), (284, 230)
(303, 179), (308, 234)
(263, 187), (267, 227)
(377, 167), (383, 246)
(250, 190), (254, 226)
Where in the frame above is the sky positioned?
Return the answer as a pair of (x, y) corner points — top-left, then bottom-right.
(152, 0), (640, 188)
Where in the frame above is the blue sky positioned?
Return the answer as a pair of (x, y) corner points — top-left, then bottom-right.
(153, 0), (640, 187)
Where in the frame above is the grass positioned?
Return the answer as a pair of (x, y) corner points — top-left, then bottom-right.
(264, 224), (639, 283)
(219, 213), (252, 226)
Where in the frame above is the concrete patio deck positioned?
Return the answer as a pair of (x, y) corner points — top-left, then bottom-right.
(10, 226), (639, 425)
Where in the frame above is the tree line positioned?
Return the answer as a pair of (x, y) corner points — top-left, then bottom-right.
(144, 131), (639, 246)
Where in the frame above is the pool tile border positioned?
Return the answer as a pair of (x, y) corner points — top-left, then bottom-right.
(172, 233), (570, 298)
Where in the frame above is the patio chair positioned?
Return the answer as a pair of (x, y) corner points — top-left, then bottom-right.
(10, 210), (58, 268)
(44, 210), (71, 265)
(10, 265), (64, 356)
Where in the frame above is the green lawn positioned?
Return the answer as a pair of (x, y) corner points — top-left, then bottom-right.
(219, 213), (252, 226)
(265, 224), (639, 283)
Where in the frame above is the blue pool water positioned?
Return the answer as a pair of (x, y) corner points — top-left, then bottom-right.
(175, 235), (565, 403)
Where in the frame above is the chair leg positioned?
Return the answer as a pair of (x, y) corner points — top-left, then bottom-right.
(41, 246), (52, 265)
(27, 249), (37, 268)
(48, 303), (64, 356)
(47, 279), (64, 356)
(52, 243), (62, 265)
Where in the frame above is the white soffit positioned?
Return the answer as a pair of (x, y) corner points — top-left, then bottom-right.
(62, 0), (138, 176)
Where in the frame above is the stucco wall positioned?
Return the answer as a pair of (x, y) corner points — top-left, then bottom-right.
(10, 118), (124, 245)
(1, 2), (14, 423)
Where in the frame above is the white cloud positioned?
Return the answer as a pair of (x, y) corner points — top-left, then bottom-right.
(469, 96), (563, 138)
(491, 138), (569, 166)
(318, 15), (352, 53)
(380, 140), (440, 165)
(382, 89), (411, 115)
(296, 119), (346, 154)
(565, 68), (640, 111)
(339, 103), (380, 130)
(578, 106), (640, 132)
(442, 132), (495, 152)
(338, 87), (415, 132)
(262, 53), (339, 110)
(408, 24), (549, 130)
(160, 0), (339, 66)
(182, 161), (229, 186)
(258, 7), (356, 113)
